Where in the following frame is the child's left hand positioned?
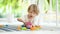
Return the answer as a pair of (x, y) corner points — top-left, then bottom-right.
(32, 24), (35, 27)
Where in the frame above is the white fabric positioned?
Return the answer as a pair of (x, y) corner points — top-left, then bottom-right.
(20, 15), (40, 25)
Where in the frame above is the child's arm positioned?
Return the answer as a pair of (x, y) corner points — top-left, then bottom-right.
(32, 23), (35, 26)
(17, 18), (25, 24)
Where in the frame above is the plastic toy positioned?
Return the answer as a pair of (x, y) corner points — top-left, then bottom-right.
(26, 25), (31, 29)
(30, 26), (37, 30)
(21, 27), (27, 30)
(25, 22), (32, 29)
(5, 25), (8, 26)
(21, 25), (26, 27)
(35, 25), (41, 30)
(0, 24), (3, 28)
(36, 25), (41, 28)
(4, 25), (8, 28)
(17, 25), (21, 30)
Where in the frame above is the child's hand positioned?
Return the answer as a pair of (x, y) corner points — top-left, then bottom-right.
(32, 24), (35, 26)
(17, 18), (23, 22)
(17, 18), (25, 24)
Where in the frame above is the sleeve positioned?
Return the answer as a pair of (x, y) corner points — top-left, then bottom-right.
(34, 15), (40, 25)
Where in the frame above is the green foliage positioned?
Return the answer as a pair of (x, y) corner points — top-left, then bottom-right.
(0, 0), (60, 18)
(52, 0), (56, 11)
(47, 0), (50, 4)
(58, 0), (60, 12)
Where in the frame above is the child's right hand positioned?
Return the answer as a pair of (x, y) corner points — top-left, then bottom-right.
(17, 18), (25, 23)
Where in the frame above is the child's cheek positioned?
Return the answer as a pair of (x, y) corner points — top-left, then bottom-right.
(33, 15), (35, 17)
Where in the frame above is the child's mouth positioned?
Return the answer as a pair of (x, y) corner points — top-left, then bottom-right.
(30, 15), (33, 18)
(30, 16), (32, 17)
(28, 15), (33, 18)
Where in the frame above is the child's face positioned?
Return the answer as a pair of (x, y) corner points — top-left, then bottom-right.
(28, 7), (37, 18)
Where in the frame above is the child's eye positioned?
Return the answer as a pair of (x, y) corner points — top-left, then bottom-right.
(30, 12), (32, 13)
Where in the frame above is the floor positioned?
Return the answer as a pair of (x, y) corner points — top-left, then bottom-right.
(0, 22), (60, 34)
(0, 30), (60, 34)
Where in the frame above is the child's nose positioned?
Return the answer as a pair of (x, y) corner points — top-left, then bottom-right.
(31, 13), (33, 15)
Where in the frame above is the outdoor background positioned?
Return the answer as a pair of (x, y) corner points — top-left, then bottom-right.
(0, 0), (60, 27)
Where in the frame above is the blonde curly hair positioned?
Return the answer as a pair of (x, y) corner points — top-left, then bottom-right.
(28, 4), (39, 15)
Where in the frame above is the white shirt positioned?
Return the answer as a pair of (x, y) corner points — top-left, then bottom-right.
(20, 15), (40, 25)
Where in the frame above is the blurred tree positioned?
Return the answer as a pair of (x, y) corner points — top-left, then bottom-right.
(52, 0), (56, 11)
(0, 0), (59, 18)
(47, 0), (50, 4)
